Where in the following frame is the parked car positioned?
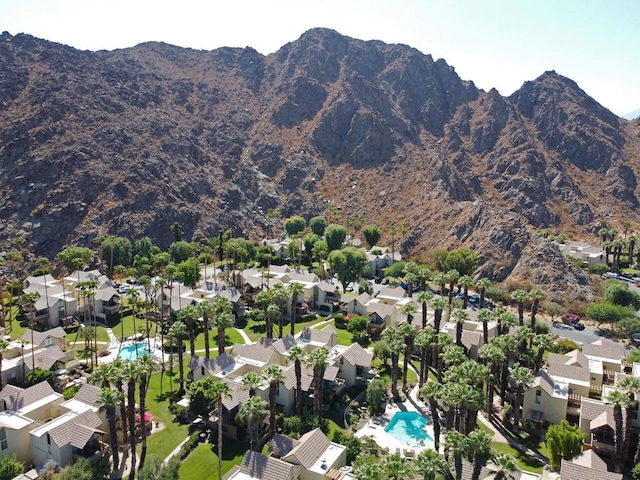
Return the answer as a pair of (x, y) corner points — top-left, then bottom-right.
(468, 294), (480, 304)
(563, 313), (581, 326)
(573, 322), (586, 331)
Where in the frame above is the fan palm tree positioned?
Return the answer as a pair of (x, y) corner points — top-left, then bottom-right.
(381, 326), (404, 399)
(528, 288), (546, 330)
(433, 272), (447, 298)
(168, 320), (187, 392)
(450, 308), (468, 347)
(240, 396), (268, 452)
(618, 376), (640, 462)
(288, 345), (305, 415)
(510, 364), (533, 431)
(136, 353), (157, 460)
(383, 453), (413, 480)
(606, 390), (633, 472)
(122, 361), (139, 480)
(264, 365), (284, 439)
(479, 342), (506, 415)
(272, 284), (290, 338)
(306, 346), (329, 420)
(510, 289), (528, 326)
(416, 290), (433, 329)
(265, 304), (280, 340)
(288, 282), (305, 336)
(457, 275), (473, 308)
(399, 321), (416, 392)
(429, 297), (448, 334)
(177, 304), (198, 357)
(110, 358), (128, 443)
(198, 301), (214, 359)
(475, 278), (490, 309)
(212, 296), (233, 355)
(445, 270), (460, 304)
(493, 453), (518, 480)
(533, 334), (553, 371)
(92, 363), (114, 388)
(464, 429), (493, 480)
(444, 429), (466, 480)
(241, 372), (262, 398)
(414, 327), (435, 386)
(211, 380), (231, 480)
(420, 381), (442, 451)
(401, 302), (417, 326)
(354, 460), (383, 480)
(415, 449), (448, 480)
(477, 309), (492, 345)
(98, 388), (122, 471)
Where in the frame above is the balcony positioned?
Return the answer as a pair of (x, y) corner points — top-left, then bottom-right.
(73, 440), (110, 463)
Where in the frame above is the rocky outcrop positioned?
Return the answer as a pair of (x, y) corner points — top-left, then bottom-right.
(0, 29), (639, 294)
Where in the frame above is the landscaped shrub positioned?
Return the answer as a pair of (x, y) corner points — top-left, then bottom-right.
(588, 263), (609, 275)
(178, 434), (199, 460)
(299, 313), (316, 323)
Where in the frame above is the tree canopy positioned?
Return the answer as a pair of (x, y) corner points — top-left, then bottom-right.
(362, 225), (381, 249)
(57, 246), (93, 273)
(325, 224), (348, 252)
(284, 216), (306, 236)
(431, 248), (478, 276)
(545, 420), (584, 471)
(328, 246), (367, 292)
(309, 216), (327, 236)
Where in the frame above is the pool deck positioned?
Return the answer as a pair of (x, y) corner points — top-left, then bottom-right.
(355, 384), (441, 458)
(98, 331), (163, 364)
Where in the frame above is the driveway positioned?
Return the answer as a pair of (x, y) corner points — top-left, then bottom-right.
(551, 322), (602, 346)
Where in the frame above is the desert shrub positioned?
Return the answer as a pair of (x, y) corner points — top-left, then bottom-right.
(553, 339), (581, 354)
(588, 263), (609, 275)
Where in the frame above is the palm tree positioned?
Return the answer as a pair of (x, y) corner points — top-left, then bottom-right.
(381, 326), (404, 399)
(288, 282), (304, 336)
(510, 364), (533, 431)
(168, 320), (187, 393)
(399, 321), (416, 392)
(196, 301), (213, 359)
(211, 380), (231, 480)
(450, 308), (468, 347)
(264, 365), (284, 439)
(475, 278), (490, 309)
(213, 296), (233, 355)
(618, 376), (640, 462)
(272, 284), (290, 338)
(444, 429), (466, 480)
(510, 289), (528, 326)
(433, 272), (446, 298)
(528, 288), (546, 330)
(110, 358), (128, 443)
(306, 346), (329, 420)
(478, 342), (506, 415)
(265, 304), (280, 340)
(288, 346), (305, 415)
(477, 309), (491, 345)
(414, 327), (435, 386)
(533, 334), (553, 371)
(92, 363), (114, 388)
(415, 449), (448, 480)
(240, 396), (268, 452)
(98, 388), (122, 471)
(126, 286), (140, 341)
(122, 361), (139, 480)
(445, 270), (460, 304)
(464, 429), (493, 480)
(458, 275), (473, 308)
(420, 381), (442, 451)
(383, 453), (413, 480)
(354, 461), (383, 480)
(429, 297), (448, 334)
(241, 372), (262, 398)
(606, 390), (632, 472)
(492, 453), (518, 480)
(177, 304), (198, 357)
(136, 353), (157, 460)
(416, 290), (433, 329)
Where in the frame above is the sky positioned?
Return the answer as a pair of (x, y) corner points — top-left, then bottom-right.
(2, 0), (639, 117)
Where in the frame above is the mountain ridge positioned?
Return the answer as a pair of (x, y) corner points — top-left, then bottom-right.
(1, 28), (639, 298)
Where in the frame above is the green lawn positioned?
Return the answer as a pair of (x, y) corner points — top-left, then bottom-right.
(244, 314), (327, 342)
(325, 320), (353, 345)
(490, 441), (544, 474)
(178, 439), (246, 479)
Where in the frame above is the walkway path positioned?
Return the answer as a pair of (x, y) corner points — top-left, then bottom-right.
(234, 327), (253, 345)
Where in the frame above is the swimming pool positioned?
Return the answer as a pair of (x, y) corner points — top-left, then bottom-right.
(384, 411), (433, 446)
(118, 343), (152, 361)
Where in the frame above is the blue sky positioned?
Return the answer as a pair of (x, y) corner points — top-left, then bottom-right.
(2, 0), (638, 116)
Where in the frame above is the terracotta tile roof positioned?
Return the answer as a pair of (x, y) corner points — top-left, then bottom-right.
(270, 433), (300, 457)
(240, 450), (294, 480)
(48, 410), (103, 448)
(560, 459), (621, 480)
(282, 428), (330, 469)
(0, 382), (57, 411)
(340, 343), (373, 367)
(73, 384), (102, 408)
(582, 339), (626, 362)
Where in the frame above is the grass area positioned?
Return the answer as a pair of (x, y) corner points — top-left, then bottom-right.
(325, 320), (353, 345)
(490, 441), (544, 474)
(178, 439), (246, 480)
(244, 314), (327, 342)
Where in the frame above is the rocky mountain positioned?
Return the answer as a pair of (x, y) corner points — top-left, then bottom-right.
(1, 28), (639, 298)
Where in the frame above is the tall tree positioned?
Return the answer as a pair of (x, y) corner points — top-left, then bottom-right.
(420, 381), (442, 451)
(289, 346), (305, 415)
(416, 290), (433, 329)
(444, 429), (466, 480)
(168, 320), (187, 392)
(399, 321), (416, 392)
(241, 372), (262, 398)
(306, 346), (329, 420)
(240, 396), (268, 452)
(510, 289), (528, 326)
(451, 308), (469, 347)
(528, 288), (547, 330)
(362, 225), (381, 249)
(212, 296), (233, 355)
(429, 297), (448, 334)
(492, 454), (518, 480)
(136, 353), (157, 461)
(212, 380), (231, 480)
(264, 365), (284, 439)
(177, 304), (198, 357)
(98, 388), (122, 471)
(606, 390), (632, 472)
(381, 326), (404, 399)
(457, 275), (473, 308)
(122, 361), (139, 480)
(510, 364), (533, 431)
(475, 278), (491, 309)
(288, 282), (304, 336)
(464, 429), (493, 480)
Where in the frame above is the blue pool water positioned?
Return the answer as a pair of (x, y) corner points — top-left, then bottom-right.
(118, 343), (152, 361)
(384, 411), (434, 446)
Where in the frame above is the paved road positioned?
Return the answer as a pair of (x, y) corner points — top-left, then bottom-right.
(551, 322), (602, 345)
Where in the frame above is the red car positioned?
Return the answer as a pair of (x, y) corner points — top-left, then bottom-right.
(563, 313), (581, 325)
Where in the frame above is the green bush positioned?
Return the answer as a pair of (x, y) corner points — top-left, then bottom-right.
(299, 313), (317, 323)
(588, 263), (609, 275)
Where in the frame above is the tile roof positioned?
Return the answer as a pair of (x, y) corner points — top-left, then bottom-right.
(582, 339), (626, 362)
(21, 345), (67, 371)
(48, 410), (103, 448)
(590, 410), (615, 430)
(459, 459), (494, 480)
(282, 365), (313, 391)
(232, 343), (276, 364)
(73, 384), (102, 408)
(221, 379), (251, 411)
(189, 353), (235, 376)
(272, 335), (297, 355)
(560, 459), (621, 480)
(21, 327), (67, 346)
(366, 302), (396, 318)
(270, 433), (300, 457)
(0, 382), (57, 411)
(571, 450), (609, 471)
(299, 326), (336, 346)
(530, 371), (555, 397)
(239, 450), (294, 480)
(340, 343), (373, 367)
(282, 428), (330, 469)
(581, 398), (614, 421)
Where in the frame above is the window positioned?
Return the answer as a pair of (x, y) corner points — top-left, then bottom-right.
(0, 429), (8, 450)
(591, 376), (597, 382)
(44, 337), (53, 347)
(535, 396), (541, 405)
(535, 387), (542, 396)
